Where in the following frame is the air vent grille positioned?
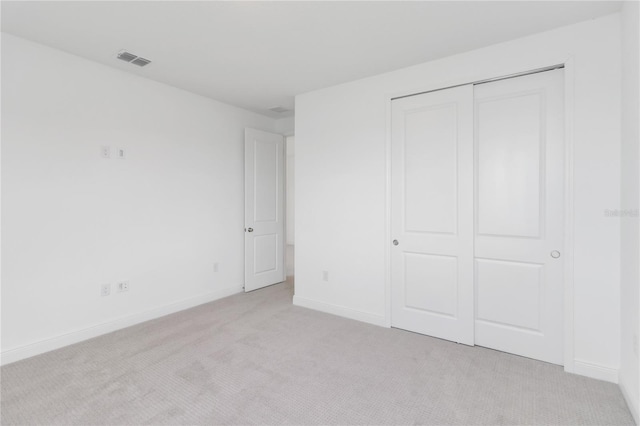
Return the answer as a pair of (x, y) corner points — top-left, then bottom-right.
(268, 106), (289, 114)
(116, 50), (152, 67)
(130, 57), (151, 67)
(117, 51), (137, 62)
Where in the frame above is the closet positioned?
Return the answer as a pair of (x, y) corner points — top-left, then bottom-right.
(390, 69), (564, 365)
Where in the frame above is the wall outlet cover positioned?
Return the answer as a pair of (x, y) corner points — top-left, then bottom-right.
(117, 281), (130, 292)
(100, 145), (111, 159)
(101, 283), (111, 296)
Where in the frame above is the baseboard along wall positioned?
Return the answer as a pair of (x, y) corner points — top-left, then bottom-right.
(1, 285), (243, 366)
(293, 295), (621, 385)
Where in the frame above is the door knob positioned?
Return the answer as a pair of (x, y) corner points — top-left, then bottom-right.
(393, 240), (399, 246)
(247, 228), (254, 233)
(551, 250), (560, 258)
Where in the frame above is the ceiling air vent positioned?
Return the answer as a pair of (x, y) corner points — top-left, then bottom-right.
(268, 106), (289, 114)
(116, 50), (152, 67)
(130, 57), (151, 67)
(117, 51), (137, 62)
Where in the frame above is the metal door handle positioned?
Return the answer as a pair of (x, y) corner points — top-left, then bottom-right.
(393, 240), (399, 246)
(551, 250), (560, 258)
(247, 228), (254, 233)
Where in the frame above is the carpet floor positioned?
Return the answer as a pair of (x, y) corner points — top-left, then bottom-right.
(1, 279), (634, 425)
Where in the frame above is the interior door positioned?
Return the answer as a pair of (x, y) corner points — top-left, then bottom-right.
(244, 128), (285, 292)
(390, 85), (474, 345)
(473, 69), (564, 364)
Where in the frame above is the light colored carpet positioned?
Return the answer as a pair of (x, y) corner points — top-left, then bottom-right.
(1, 278), (634, 425)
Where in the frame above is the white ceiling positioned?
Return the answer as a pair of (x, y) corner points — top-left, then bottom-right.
(1, 1), (622, 118)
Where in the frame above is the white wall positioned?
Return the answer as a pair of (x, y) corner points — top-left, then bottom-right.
(620, 1), (640, 421)
(1, 34), (276, 363)
(275, 116), (295, 137)
(295, 14), (622, 382)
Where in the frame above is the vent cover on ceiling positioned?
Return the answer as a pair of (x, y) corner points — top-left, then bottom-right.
(268, 106), (289, 114)
(117, 50), (151, 67)
(130, 57), (151, 67)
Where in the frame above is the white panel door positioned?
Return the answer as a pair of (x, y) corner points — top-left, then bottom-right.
(391, 85), (474, 345)
(244, 128), (285, 292)
(474, 69), (564, 364)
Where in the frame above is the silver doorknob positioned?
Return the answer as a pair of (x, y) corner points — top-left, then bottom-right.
(393, 240), (399, 246)
(551, 250), (560, 258)
(247, 228), (254, 233)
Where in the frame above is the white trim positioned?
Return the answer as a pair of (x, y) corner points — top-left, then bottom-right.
(562, 57), (577, 374)
(573, 359), (619, 384)
(383, 93), (393, 328)
(620, 376), (640, 425)
(384, 58), (577, 373)
(0, 285), (243, 366)
(293, 295), (387, 327)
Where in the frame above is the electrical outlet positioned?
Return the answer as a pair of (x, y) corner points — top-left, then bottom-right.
(100, 145), (111, 159)
(214, 262), (219, 273)
(101, 283), (111, 297)
(117, 281), (130, 292)
(322, 270), (329, 282)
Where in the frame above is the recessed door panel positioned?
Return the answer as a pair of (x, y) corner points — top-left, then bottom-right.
(404, 105), (457, 235)
(404, 253), (457, 317)
(477, 92), (543, 238)
(254, 142), (278, 223)
(476, 258), (542, 331)
(254, 234), (278, 274)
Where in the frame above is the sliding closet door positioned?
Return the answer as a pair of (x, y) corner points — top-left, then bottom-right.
(390, 85), (474, 345)
(473, 69), (564, 365)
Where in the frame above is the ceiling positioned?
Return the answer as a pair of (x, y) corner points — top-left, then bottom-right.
(1, 1), (622, 118)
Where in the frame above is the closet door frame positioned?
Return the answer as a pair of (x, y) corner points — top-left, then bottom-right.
(383, 59), (576, 374)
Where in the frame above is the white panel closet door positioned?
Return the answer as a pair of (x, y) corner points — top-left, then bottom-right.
(391, 85), (474, 345)
(474, 69), (564, 365)
(244, 128), (285, 292)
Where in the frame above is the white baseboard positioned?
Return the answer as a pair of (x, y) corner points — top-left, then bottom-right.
(620, 376), (640, 425)
(291, 298), (625, 386)
(1, 285), (243, 366)
(573, 359), (619, 383)
(293, 295), (386, 327)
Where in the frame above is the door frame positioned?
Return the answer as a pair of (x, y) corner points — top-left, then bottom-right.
(382, 58), (577, 374)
